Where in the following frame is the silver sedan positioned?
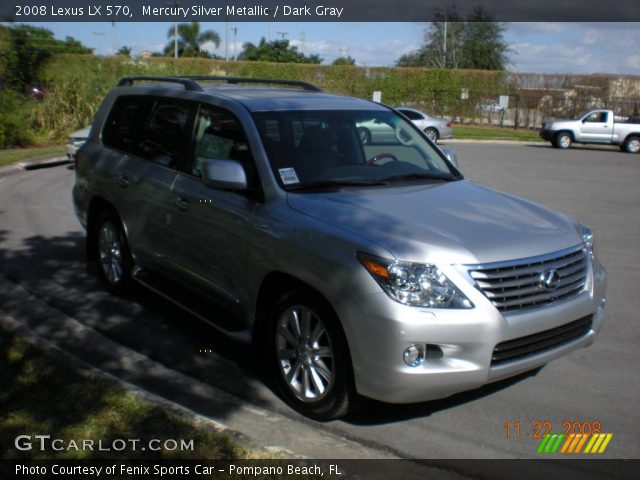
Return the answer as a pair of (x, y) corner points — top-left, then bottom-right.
(357, 108), (453, 144)
(397, 107), (453, 143)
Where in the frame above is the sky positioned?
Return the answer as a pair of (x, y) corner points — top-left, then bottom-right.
(28, 21), (640, 76)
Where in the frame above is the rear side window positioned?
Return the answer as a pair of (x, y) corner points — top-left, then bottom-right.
(399, 109), (422, 121)
(135, 98), (194, 168)
(102, 96), (147, 154)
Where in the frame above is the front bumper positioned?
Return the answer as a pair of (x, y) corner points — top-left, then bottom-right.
(540, 129), (555, 141)
(338, 261), (606, 404)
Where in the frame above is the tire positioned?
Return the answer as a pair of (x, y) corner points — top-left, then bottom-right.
(554, 132), (572, 149)
(94, 210), (134, 295)
(424, 127), (438, 143)
(269, 289), (356, 420)
(358, 127), (371, 145)
(623, 135), (640, 154)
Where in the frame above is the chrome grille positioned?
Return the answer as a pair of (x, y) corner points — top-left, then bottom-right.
(467, 245), (588, 313)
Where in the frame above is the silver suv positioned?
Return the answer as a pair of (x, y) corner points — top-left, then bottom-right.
(73, 76), (607, 420)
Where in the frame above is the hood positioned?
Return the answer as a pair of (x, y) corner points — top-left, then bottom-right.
(287, 180), (581, 264)
(544, 118), (576, 129)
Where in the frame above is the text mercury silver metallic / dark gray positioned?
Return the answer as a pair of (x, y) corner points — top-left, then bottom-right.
(72, 76), (607, 419)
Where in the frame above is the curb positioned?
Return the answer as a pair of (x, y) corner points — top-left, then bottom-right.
(19, 155), (71, 170)
(0, 154), (70, 179)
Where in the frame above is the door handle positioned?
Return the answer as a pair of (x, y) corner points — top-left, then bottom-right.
(114, 174), (131, 187)
(173, 196), (190, 211)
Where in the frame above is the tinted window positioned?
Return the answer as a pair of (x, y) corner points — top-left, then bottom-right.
(399, 109), (423, 121)
(135, 98), (193, 168)
(102, 96), (147, 154)
(253, 110), (454, 188)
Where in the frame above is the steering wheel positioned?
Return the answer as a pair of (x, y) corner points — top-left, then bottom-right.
(366, 152), (399, 166)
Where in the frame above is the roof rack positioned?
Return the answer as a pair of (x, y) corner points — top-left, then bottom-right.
(117, 77), (203, 92)
(179, 76), (323, 92)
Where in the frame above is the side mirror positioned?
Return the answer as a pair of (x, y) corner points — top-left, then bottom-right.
(441, 147), (460, 169)
(201, 159), (247, 191)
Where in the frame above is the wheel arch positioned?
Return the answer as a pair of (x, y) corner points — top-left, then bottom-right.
(556, 129), (576, 141)
(252, 271), (345, 346)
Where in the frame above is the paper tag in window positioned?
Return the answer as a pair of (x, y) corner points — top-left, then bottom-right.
(278, 167), (300, 185)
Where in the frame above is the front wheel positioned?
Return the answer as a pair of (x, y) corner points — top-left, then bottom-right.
(554, 132), (572, 149)
(270, 290), (355, 420)
(623, 135), (640, 154)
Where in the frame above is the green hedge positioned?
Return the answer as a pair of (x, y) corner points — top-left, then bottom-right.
(2, 53), (635, 148)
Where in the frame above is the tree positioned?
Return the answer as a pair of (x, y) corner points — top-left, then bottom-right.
(396, 7), (509, 70)
(164, 22), (220, 58)
(459, 7), (509, 70)
(332, 55), (356, 66)
(116, 46), (132, 57)
(237, 38), (322, 64)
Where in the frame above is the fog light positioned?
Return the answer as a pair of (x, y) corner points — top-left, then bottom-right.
(403, 344), (425, 367)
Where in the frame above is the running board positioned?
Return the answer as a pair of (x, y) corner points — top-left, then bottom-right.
(132, 266), (251, 343)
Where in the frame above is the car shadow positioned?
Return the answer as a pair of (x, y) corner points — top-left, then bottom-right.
(0, 231), (267, 427)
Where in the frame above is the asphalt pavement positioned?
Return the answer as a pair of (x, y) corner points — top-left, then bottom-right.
(0, 142), (638, 462)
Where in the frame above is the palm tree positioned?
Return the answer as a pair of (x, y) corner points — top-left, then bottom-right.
(164, 22), (220, 58)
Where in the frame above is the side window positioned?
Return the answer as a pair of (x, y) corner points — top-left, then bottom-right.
(191, 105), (256, 182)
(400, 109), (422, 121)
(135, 98), (193, 168)
(585, 112), (607, 123)
(102, 96), (147, 154)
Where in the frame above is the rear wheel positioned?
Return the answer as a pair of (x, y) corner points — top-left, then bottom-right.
(623, 135), (640, 153)
(554, 132), (572, 149)
(424, 127), (438, 143)
(270, 289), (355, 420)
(95, 210), (133, 295)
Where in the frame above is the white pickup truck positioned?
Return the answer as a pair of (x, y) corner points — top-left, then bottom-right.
(540, 110), (640, 153)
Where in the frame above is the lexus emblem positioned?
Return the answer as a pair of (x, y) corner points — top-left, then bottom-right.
(539, 269), (561, 291)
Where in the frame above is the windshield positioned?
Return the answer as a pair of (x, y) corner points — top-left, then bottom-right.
(252, 109), (457, 190)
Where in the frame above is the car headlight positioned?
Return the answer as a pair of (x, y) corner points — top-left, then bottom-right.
(357, 252), (473, 309)
(582, 226), (596, 261)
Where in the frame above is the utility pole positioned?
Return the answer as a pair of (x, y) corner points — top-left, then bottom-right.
(443, 17), (447, 68)
(277, 31), (288, 39)
(92, 31), (105, 55)
(231, 27), (238, 59)
(225, 21), (229, 60)
(111, 22), (116, 55)
(299, 31), (306, 54)
(166, 0), (179, 58)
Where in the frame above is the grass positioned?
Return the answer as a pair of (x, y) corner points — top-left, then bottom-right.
(0, 325), (254, 460)
(453, 124), (543, 142)
(0, 145), (65, 168)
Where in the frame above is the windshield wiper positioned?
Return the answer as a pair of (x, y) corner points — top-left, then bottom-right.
(380, 172), (454, 183)
(286, 179), (388, 191)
